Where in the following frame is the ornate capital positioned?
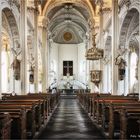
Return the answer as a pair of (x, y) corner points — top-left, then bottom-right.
(124, 0), (131, 9)
(102, 7), (111, 13)
(38, 16), (48, 29)
(98, 7), (103, 15)
(27, 6), (39, 15)
(8, 0), (20, 11)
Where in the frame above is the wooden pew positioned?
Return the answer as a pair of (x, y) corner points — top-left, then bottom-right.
(77, 93), (99, 114)
(0, 99), (43, 133)
(99, 100), (140, 139)
(28, 92), (60, 114)
(0, 98), (45, 138)
(91, 93), (111, 119)
(3, 95), (47, 119)
(94, 95), (138, 124)
(77, 92), (140, 140)
(127, 93), (139, 98)
(120, 107), (140, 139)
(1, 92), (60, 139)
(0, 106), (27, 139)
(28, 93), (51, 116)
(0, 113), (12, 140)
(76, 92), (111, 117)
(2, 92), (60, 118)
(108, 103), (140, 139)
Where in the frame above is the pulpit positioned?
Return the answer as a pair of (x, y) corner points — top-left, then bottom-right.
(90, 70), (102, 86)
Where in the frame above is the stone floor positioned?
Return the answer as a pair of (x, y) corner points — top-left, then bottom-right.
(38, 98), (106, 140)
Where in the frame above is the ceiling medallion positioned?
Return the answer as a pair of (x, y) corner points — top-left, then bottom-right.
(86, 30), (103, 60)
(63, 32), (72, 41)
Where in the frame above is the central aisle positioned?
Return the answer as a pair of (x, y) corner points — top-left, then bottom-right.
(38, 98), (105, 139)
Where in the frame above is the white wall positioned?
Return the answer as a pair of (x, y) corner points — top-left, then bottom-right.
(103, 65), (108, 92)
(49, 42), (59, 85)
(49, 42), (87, 88)
(58, 44), (78, 80)
(77, 43), (86, 83)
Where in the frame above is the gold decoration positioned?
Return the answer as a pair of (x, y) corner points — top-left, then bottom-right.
(90, 70), (102, 86)
(86, 31), (103, 60)
(63, 32), (72, 41)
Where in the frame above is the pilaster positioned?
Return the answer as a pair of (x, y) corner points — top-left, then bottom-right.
(112, 0), (119, 95)
(99, 7), (104, 93)
(0, 7), (2, 96)
(34, 1), (39, 93)
(20, 0), (27, 95)
(138, 32), (140, 100)
(38, 16), (48, 92)
(89, 30), (94, 92)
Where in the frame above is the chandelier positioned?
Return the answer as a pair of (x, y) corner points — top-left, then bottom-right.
(86, 32), (103, 60)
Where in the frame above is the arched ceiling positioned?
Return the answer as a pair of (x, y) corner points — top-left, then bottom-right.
(48, 3), (90, 44)
(2, 8), (19, 40)
(38, 0), (112, 44)
(119, 8), (139, 47)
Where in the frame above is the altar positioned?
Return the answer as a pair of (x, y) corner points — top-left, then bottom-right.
(63, 89), (73, 94)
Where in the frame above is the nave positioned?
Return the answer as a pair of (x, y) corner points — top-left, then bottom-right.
(38, 96), (105, 140)
(0, 0), (140, 139)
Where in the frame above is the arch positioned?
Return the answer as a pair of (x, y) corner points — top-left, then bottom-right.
(128, 0), (140, 13)
(48, 4), (87, 21)
(119, 8), (139, 47)
(1, 4), (20, 93)
(120, 7), (139, 94)
(49, 14), (89, 32)
(0, 0), (20, 33)
(47, 2), (91, 44)
(42, 0), (95, 24)
(2, 8), (19, 42)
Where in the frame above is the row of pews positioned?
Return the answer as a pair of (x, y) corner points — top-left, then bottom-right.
(77, 92), (140, 139)
(0, 92), (60, 139)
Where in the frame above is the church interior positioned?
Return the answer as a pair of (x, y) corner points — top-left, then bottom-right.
(0, 0), (140, 139)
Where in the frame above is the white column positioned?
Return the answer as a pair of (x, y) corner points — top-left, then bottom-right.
(111, 0), (119, 95)
(124, 50), (129, 95)
(99, 7), (104, 93)
(85, 35), (90, 89)
(47, 35), (51, 88)
(0, 7), (2, 97)
(85, 39), (88, 84)
(138, 37), (140, 100)
(40, 17), (48, 92)
(89, 30), (94, 93)
(20, 0), (27, 95)
(139, 58), (140, 101)
(34, 2), (39, 93)
(90, 61), (94, 93)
